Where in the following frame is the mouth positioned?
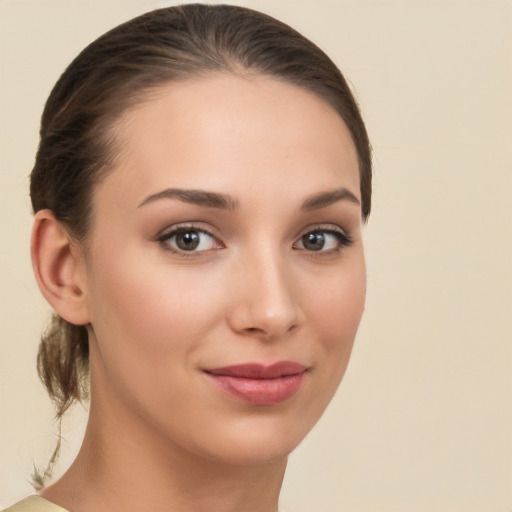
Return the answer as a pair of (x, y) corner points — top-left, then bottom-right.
(204, 361), (308, 405)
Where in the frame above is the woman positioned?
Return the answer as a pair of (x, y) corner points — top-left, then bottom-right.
(4, 4), (371, 512)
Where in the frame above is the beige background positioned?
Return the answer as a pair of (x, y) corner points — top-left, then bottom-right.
(1, 0), (511, 510)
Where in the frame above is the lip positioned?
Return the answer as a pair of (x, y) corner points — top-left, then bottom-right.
(204, 361), (307, 405)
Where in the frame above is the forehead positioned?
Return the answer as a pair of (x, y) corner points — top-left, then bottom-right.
(99, 73), (360, 209)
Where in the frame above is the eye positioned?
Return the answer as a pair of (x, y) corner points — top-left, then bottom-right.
(158, 227), (222, 254)
(294, 228), (352, 253)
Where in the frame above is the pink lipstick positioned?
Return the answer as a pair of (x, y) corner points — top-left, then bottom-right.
(204, 361), (307, 405)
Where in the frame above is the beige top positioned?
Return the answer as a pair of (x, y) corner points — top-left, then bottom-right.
(2, 496), (69, 512)
(2, 495), (292, 512)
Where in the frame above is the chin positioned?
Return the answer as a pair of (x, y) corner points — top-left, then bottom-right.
(201, 437), (300, 467)
(183, 412), (314, 467)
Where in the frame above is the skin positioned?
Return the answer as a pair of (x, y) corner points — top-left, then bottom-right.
(33, 73), (366, 512)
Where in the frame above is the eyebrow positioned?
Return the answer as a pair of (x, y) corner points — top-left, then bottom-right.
(138, 188), (239, 210)
(300, 187), (360, 211)
(138, 186), (360, 212)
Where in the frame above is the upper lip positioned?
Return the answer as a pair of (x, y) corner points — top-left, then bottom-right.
(205, 361), (307, 379)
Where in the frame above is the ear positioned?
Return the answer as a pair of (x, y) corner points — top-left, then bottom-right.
(31, 209), (91, 325)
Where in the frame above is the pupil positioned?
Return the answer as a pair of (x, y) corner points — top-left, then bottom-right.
(303, 232), (325, 251)
(176, 231), (200, 250)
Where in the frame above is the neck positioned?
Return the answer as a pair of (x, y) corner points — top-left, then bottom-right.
(40, 394), (287, 512)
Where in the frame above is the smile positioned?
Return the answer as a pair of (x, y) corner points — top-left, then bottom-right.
(204, 362), (308, 405)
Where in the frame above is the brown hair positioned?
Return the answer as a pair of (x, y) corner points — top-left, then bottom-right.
(31, 3), (372, 421)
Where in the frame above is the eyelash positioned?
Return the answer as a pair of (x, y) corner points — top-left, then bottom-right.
(156, 224), (222, 258)
(156, 223), (353, 257)
(293, 225), (353, 255)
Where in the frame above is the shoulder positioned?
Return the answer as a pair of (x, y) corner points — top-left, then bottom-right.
(2, 496), (70, 512)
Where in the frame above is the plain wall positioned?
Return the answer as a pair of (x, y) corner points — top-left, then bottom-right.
(1, 0), (511, 510)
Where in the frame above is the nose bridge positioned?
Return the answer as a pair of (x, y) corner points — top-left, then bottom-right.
(228, 242), (301, 340)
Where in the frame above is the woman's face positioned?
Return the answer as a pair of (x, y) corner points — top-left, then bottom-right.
(80, 74), (366, 465)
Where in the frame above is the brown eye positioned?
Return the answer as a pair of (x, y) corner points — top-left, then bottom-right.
(302, 232), (326, 251)
(294, 228), (352, 253)
(175, 230), (201, 251)
(159, 228), (220, 253)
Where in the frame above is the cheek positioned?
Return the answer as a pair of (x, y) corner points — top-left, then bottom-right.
(309, 255), (366, 338)
(305, 255), (366, 386)
(85, 249), (224, 392)
(90, 247), (219, 332)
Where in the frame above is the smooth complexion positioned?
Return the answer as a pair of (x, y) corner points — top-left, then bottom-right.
(33, 74), (366, 512)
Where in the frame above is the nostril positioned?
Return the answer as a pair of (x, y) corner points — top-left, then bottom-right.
(242, 322), (298, 340)
(246, 327), (263, 334)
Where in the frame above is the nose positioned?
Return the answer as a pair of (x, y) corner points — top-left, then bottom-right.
(226, 248), (303, 341)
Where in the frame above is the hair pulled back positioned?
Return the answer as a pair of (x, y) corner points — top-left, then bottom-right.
(31, 3), (372, 419)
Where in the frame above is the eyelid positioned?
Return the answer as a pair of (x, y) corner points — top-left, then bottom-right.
(155, 223), (224, 256)
(155, 220), (218, 239)
(293, 223), (353, 252)
(296, 223), (350, 239)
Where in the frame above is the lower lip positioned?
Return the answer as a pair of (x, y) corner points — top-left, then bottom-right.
(206, 372), (306, 405)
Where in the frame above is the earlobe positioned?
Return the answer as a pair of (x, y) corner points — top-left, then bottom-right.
(31, 209), (91, 326)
